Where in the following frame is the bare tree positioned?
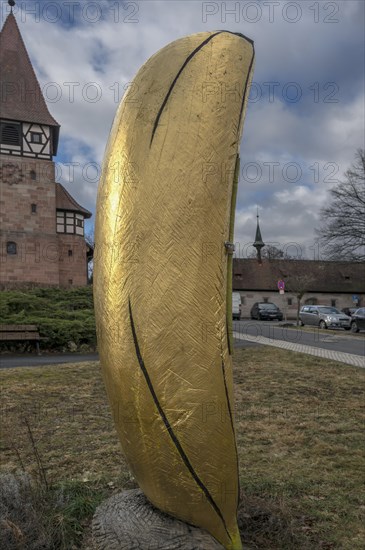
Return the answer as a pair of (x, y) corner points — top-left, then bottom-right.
(282, 272), (315, 326)
(85, 227), (94, 249)
(262, 245), (285, 260)
(316, 149), (365, 261)
(85, 228), (94, 284)
(248, 245), (294, 260)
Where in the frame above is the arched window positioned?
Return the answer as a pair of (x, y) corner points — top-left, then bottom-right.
(6, 241), (17, 255)
(30, 170), (36, 180)
(305, 297), (318, 305)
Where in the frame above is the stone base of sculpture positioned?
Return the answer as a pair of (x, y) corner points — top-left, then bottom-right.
(92, 489), (224, 549)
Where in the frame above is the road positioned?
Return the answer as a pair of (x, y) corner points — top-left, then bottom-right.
(0, 321), (363, 369)
(233, 320), (365, 357)
(0, 353), (99, 369)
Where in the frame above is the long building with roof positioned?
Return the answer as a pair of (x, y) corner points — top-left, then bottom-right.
(234, 215), (365, 318)
(233, 257), (365, 318)
(0, 4), (92, 288)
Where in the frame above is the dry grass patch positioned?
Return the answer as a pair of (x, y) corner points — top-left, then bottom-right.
(234, 348), (365, 549)
(0, 348), (364, 549)
(0, 362), (127, 483)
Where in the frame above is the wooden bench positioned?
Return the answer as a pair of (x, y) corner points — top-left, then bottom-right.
(0, 325), (44, 355)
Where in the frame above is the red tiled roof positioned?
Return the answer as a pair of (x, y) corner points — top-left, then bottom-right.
(56, 182), (92, 219)
(233, 258), (365, 294)
(0, 13), (60, 129)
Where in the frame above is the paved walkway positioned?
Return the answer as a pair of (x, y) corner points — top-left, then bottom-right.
(233, 331), (365, 368)
(1, 338), (364, 369)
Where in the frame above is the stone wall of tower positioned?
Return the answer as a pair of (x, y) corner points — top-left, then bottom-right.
(58, 234), (88, 287)
(0, 153), (60, 287)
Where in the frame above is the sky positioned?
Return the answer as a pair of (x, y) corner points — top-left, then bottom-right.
(2, 0), (364, 259)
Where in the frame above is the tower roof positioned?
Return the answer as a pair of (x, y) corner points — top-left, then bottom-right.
(56, 183), (92, 219)
(0, 11), (60, 147)
(253, 213), (265, 250)
(253, 210), (265, 264)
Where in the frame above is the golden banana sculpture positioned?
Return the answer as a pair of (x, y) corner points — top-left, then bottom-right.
(94, 31), (255, 549)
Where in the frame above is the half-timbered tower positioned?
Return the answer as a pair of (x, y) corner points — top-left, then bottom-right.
(0, 6), (92, 288)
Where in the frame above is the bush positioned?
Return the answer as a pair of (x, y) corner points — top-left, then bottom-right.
(0, 287), (96, 352)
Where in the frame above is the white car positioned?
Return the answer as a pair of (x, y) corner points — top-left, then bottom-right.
(232, 292), (241, 320)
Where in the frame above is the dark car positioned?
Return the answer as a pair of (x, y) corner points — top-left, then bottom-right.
(250, 302), (283, 321)
(350, 308), (365, 333)
(341, 307), (357, 317)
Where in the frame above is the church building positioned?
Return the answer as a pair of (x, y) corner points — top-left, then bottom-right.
(0, 5), (92, 288)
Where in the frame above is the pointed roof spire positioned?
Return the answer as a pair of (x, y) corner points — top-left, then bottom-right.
(253, 207), (265, 263)
(0, 5), (60, 149)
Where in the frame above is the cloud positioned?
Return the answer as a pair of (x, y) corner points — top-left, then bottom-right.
(3, 0), (364, 256)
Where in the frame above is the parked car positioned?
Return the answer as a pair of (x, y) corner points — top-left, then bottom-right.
(341, 307), (357, 317)
(232, 292), (241, 320)
(350, 308), (365, 333)
(299, 305), (351, 330)
(250, 302), (283, 321)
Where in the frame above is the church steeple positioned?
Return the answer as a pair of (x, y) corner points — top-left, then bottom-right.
(0, 0), (92, 290)
(0, 3), (60, 157)
(253, 208), (265, 264)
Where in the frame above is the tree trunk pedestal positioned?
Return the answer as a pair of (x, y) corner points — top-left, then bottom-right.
(92, 489), (224, 549)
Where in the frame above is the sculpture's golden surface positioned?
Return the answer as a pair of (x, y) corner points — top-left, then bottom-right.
(94, 31), (255, 549)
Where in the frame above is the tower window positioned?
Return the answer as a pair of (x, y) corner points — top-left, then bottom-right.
(30, 132), (42, 144)
(1, 123), (21, 146)
(31, 204), (37, 213)
(57, 211), (66, 233)
(68, 249), (73, 257)
(76, 218), (83, 227)
(30, 170), (36, 180)
(6, 242), (17, 255)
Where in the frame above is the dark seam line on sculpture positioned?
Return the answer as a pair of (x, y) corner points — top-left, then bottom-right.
(217, 30), (255, 46)
(221, 360), (235, 445)
(150, 31), (254, 146)
(221, 359), (240, 509)
(237, 47), (255, 135)
(150, 31), (223, 146)
(128, 299), (232, 541)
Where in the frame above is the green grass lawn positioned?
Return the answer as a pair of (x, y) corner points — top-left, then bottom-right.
(1, 348), (364, 549)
